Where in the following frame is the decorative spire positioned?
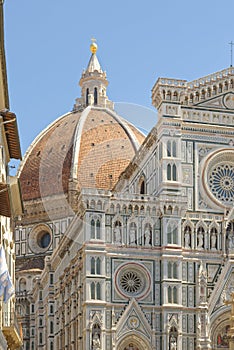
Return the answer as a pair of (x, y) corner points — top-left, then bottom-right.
(74, 40), (114, 110)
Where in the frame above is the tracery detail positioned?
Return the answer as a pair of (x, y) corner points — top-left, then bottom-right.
(208, 163), (234, 203)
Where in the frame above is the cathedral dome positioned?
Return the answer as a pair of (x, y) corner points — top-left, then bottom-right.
(18, 43), (145, 203)
(19, 107), (144, 201)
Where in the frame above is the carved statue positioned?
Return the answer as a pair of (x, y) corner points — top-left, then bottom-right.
(130, 227), (136, 245)
(184, 229), (190, 248)
(228, 233), (234, 250)
(92, 332), (101, 349)
(144, 227), (151, 246)
(170, 335), (177, 349)
(114, 225), (121, 244)
(197, 229), (204, 249)
(211, 232), (217, 249)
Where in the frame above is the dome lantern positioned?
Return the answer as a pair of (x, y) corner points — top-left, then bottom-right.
(75, 40), (114, 110)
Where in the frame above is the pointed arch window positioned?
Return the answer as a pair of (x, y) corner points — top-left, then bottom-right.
(167, 140), (171, 157)
(94, 87), (98, 105)
(91, 219), (95, 239)
(91, 257), (95, 274)
(167, 223), (178, 245)
(96, 257), (101, 274)
(167, 164), (172, 180)
(167, 140), (177, 157)
(90, 218), (101, 239)
(96, 282), (101, 300)
(167, 163), (177, 181)
(91, 282), (102, 300)
(172, 141), (177, 157)
(168, 286), (178, 303)
(96, 220), (101, 239)
(172, 164), (177, 181)
(91, 282), (96, 299)
(168, 262), (177, 279)
(91, 257), (101, 275)
(168, 262), (172, 278)
(173, 287), (178, 303)
(168, 286), (172, 303)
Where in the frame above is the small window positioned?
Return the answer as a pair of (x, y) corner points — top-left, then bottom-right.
(167, 164), (171, 180)
(50, 304), (54, 314)
(172, 141), (176, 157)
(96, 257), (101, 275)
(94, 87), (98, 105)
(49, 273), (54, 285)
(167, 140), (171, 157)
(91, 282), (95, 299)
(39, 333), (43, 345)
(168, 286), (172, 303)
(172, 164), (177, 181)
(91, 219), (95, 239)
(50, 321), (54, 334)
(31, 304), (35, 313)
(91, 257), (95, 274)
(96, 282), (101, 300)
(96, 220), (101, 239)
(86, 88), (89, 106)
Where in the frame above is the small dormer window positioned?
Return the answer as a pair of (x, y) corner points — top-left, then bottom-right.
(94, 87), (98, 105)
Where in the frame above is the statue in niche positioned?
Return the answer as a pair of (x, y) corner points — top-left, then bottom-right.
(211, 232), (217, 250)
(144, 226), (151, 246)
(184, 229), (190, 248)
(130, 226), (136, 246)
(92, 332), (101, 350)
(114, 224), (121, 244)
(228, 233), (234, 250)
(197, 229), (204, 249)
(170, 335), (177, 350)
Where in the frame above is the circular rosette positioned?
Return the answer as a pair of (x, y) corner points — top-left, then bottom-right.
(114, 262), (151, 300)
(202, 149), (234, 208)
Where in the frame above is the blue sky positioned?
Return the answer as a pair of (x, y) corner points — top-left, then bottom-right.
(4, 0), (234, 155)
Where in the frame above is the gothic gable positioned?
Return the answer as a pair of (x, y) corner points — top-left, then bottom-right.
(208, 261), (234, 316)
(115, 299), (152, 342)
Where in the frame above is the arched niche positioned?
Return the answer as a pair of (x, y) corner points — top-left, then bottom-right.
(117, 334), (150, 350)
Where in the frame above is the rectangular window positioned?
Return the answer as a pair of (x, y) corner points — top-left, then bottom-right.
(49, 273), (54, 285)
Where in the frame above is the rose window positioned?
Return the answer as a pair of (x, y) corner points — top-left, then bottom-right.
(202, 150), (234, 208)
(115, 262), (151, 299)
(208, 164), (234, 204)
(120, 271), (142, 294)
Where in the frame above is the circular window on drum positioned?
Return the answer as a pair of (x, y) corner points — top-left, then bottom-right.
(115, 262), (151, 299)
(28, 224), (52, 254)
(203, 150), (234, 207)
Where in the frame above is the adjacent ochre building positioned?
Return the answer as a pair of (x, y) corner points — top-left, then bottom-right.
(0, 1), (23, 349)
(15, 40), (234, 350)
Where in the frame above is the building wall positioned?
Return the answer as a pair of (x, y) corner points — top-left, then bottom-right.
(16, 67), (234, 350)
